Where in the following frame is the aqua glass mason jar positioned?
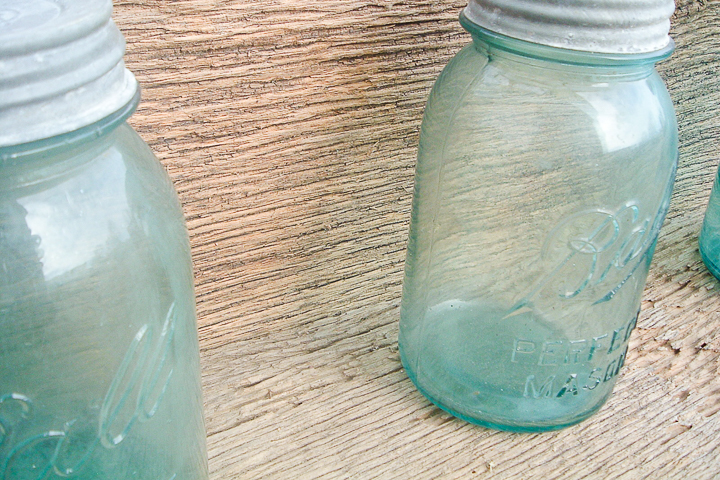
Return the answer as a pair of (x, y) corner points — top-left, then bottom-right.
(399, 0), (678, 432)
(0, 1), (209, 478)
(699, 172), (720, 279)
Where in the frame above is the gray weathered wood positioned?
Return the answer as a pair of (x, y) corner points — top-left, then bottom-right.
(114, 0), (720, 478)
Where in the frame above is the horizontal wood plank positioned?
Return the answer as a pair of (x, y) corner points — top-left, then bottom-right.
(114, 0), (720, 478)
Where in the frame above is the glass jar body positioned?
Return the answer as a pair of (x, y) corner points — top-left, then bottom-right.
(0, 122), (209, 478)
(699, 169), (720, 279)
(399, 34), (678, 431)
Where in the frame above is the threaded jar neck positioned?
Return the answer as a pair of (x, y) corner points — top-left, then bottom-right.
(460, 12), (674, 70)
(0, 90), (139, 165)
(462, 0), (675, 55)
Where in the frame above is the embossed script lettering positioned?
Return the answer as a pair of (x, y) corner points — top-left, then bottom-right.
(504, 203), (665, 322)
(0, 304), (177, 479)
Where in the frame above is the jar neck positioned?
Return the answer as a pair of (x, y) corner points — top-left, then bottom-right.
(0, 91), (139, 189)
(1, 90), (139, 162)
(460, 12), (673, 79)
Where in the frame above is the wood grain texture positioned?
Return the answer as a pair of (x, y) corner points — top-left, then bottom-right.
(113, 1), (720, 478)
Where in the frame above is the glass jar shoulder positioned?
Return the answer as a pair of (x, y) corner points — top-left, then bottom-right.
(420, 46), (677, 166)
(0, 123), (189, 287)
(1, 123), (179, 205)
(427, 44), (490, 102)
(111, 122), (185, 219)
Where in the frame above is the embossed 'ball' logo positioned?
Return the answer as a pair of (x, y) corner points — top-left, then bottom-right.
(0, 304), (178, 479)
(540, 204), (654, 302)
(503, 203), (664, 322)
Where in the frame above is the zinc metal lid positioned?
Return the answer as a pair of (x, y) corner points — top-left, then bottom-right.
(0, 0), (138, 147)
(463, 0), (675, 54)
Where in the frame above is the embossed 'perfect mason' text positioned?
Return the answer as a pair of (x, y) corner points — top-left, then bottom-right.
(514, 314), (637, 399)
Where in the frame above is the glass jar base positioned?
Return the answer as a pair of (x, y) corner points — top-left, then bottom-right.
(400, 346), (609, 433)
(699, 245), (720, 280)
(399, 300), (618, 432)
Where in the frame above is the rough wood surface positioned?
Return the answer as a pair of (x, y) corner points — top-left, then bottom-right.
(113, 1), (720, 478)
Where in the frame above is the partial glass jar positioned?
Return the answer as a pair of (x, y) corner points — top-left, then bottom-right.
(0, 0), (209, 477)
(699, 171), (720, 279)
(0, 94), (209, 479)
(399, 15), (678, 432)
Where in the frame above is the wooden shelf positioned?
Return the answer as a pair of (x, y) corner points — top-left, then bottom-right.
(114, 1), (720, 478)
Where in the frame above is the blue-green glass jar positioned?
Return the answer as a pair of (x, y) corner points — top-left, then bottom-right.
(0, 1), (209, 478)
(399, 1), (678, 432)
(699, 172), (720, 279)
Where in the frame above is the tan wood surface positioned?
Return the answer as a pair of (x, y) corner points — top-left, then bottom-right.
(114, 1), (720, 478)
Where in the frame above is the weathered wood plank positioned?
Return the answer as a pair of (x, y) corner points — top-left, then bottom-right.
(114, 0), (720, 478)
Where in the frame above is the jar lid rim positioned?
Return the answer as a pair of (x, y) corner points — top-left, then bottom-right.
(460, 13), (675, 66)
(463, 0), (675, 55)
(1, 89), (140, 162)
